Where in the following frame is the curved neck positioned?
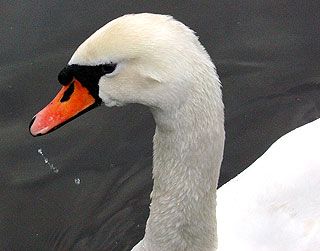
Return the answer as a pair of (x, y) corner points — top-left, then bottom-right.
(143, 79), (225, 250)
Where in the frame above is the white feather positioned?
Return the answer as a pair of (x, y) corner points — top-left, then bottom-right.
(217, 118), (320, 251)
(68, 13), (320, 250)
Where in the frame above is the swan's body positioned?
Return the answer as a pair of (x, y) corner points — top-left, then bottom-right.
(217, 118), (320, 251)
(29, 13), (320, 250)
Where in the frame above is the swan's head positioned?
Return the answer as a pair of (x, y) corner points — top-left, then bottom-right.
(29, 13), (219, 136)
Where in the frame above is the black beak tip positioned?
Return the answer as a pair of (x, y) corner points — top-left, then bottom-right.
(29, 116), (35, 129)
(29, 116), (42, 137)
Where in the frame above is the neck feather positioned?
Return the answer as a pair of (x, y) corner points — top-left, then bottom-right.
(143, 76), (225, 250)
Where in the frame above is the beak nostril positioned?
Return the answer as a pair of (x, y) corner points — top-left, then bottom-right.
(29, 78), (97, 137)
(60, 83), (75, 102)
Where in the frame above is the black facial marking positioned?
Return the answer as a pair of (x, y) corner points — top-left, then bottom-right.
(58, 67), (74, 86)
(57, 63), (117, 105)
(101, 63), (117, 75)
(60, 82), (74, 102)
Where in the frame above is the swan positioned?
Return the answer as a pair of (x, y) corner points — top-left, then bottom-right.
(29, 13), (320, 250)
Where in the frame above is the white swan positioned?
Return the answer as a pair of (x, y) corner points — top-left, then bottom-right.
(29, 13), (320, 250)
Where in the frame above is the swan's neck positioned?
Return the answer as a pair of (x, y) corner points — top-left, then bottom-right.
(143, 78), (225, 250)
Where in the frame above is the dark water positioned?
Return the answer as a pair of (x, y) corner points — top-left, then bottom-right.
(1, 1), (319, 250)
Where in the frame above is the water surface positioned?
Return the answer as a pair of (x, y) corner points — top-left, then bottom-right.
(1, 1), (319, 250)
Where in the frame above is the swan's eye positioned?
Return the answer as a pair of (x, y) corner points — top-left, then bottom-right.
(101, 63), (117, 75)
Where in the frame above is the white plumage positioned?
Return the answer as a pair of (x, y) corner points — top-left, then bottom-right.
(217, 118), (320, 251)
(53, 13), (320, 250)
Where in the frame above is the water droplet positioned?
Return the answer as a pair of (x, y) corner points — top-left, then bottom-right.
(37, 148), (59, 174)
(74, 178), (81, 185)
(52, 168), (59, 174)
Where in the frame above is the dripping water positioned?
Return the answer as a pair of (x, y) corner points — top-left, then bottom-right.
(37, 148), (59, 174)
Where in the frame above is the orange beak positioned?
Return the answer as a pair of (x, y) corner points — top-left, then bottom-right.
(29, 78), (98, 136)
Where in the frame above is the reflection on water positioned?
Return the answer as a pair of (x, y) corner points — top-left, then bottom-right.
(1, 1), (320, 250)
